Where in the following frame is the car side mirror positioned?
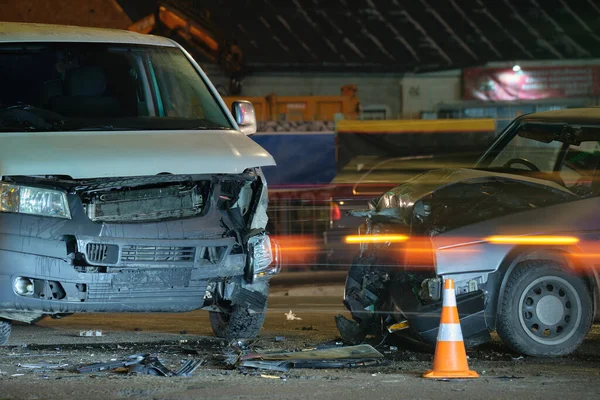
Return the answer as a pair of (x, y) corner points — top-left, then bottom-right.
(232, 100), (257, 135)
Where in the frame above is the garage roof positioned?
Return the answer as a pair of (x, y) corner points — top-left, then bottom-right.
(119, 0), (600, 72)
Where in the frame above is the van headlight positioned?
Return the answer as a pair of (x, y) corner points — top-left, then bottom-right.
(248, 233), (280, 277)
(0, 183), (71, 219)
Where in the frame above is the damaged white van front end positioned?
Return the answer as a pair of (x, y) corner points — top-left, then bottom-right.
(0, 22), (278, 344)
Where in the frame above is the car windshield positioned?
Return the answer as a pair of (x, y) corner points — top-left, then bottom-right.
(0, 43), (232, 131)
(483, 121), (600, 193)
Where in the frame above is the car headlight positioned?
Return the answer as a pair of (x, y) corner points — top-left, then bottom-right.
(0, 183), (71, 219)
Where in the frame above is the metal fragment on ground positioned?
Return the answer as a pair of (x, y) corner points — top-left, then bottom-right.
(18, 362), (68, 369)
(241, 344), (383, 361)
(239, 360), (291, 372)
(174, 359), (203, 376)
(77, 354), (147, 374)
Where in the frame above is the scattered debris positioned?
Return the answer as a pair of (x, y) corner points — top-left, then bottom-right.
(229, 343), (389, 372)
(181, 346), (200, 355)
(241, 344), (383, 362)
(298, 326), (317, 331)
(285, 310), (302, 321)
(512, 356), (524, 361)
(18, 362), (69, 370)
(387, 320), (409, 333)
(495, 375), (525, 381)
(174, 359), (203, 377)
(334, 315), (365, 345)
(275, 336), (286, 342)
(77, 354), (145, 374)
(230, 339), (251, 351)
(77, 353), (202, 377)
(240, 360), (291, 372)
(79, 330), (102, 337)
(260, 374), (282, 379)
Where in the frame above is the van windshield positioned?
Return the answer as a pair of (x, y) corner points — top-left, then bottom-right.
(0, 43), (232, 132)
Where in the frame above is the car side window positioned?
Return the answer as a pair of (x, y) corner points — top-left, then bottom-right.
(561, 141), (600, 189)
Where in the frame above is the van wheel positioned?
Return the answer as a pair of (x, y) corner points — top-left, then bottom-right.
(209, 304), (267, 339)
(497, 260), (592, 357)
(0, 319), (11, 346)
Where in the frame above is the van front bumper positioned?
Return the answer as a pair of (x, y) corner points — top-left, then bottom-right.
(0, 233), (249, 322)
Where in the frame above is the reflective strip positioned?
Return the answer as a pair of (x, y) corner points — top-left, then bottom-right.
(443, 288), (457, 307)
(437, 323), (464, 342)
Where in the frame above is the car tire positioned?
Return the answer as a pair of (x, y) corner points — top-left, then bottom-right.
(497, 260), (593, 357)
(0, 319), (11, 346)
(209, 304), (267, 339)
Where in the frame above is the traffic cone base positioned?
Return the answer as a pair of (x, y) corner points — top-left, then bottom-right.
(422, 279), (479, 379)
(423, 369), (480, 379)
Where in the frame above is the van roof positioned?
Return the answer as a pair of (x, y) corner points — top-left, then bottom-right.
(0, 22), (176, 47)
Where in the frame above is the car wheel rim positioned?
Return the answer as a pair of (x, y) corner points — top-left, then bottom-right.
(518, 276), (582, 345)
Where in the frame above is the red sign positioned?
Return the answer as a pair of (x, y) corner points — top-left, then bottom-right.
(463, 66), (600, 101)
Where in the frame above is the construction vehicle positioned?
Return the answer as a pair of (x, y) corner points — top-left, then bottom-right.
(222, 85), (360, 122)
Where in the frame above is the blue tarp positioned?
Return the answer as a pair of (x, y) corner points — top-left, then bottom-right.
(252, 132), (336, 186)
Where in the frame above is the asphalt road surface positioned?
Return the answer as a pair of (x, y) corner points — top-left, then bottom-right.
(2, 283), (600, 399)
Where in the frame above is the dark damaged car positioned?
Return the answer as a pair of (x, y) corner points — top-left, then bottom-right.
(342, 108), (600, 356)
(0, 23), (279, 345)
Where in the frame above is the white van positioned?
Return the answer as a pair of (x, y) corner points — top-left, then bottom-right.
(0, 22), (278, 345)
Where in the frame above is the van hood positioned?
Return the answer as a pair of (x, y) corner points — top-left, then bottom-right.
(0, 129), (275, 179)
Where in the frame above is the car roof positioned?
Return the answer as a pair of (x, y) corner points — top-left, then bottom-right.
(520, 108), (600, 125)
(0, 22), (176, 47)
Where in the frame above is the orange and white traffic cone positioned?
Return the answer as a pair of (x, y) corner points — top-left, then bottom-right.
(423, 278), (479, 379)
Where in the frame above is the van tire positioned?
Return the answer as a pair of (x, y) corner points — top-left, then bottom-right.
(497, 260), (592, 357)
(0, 319), (11, 346)
(209, 304), (267, 339)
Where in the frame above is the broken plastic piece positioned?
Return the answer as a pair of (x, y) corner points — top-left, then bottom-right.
(240, 360), (291, 372)
(77, 353), (202, 377)
(387, 320), (409, 333)
(335, 314), (365, 345)
(241, 344), (383, 362)
(79, 330), (102, 337)
(77, 354), (147, 374)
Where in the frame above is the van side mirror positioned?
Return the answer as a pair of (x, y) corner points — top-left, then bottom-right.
(232, 100), (257, 135)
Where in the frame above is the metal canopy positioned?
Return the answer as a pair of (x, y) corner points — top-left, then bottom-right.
(118, 0), (600, 73)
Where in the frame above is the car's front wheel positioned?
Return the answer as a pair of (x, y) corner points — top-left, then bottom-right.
(497, 260), (593, 356)
(0, 319), (11, 346)
(209, 304), (267, 339)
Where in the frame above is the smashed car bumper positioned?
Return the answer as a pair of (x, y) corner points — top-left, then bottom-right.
(389, 287), (491, 347)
